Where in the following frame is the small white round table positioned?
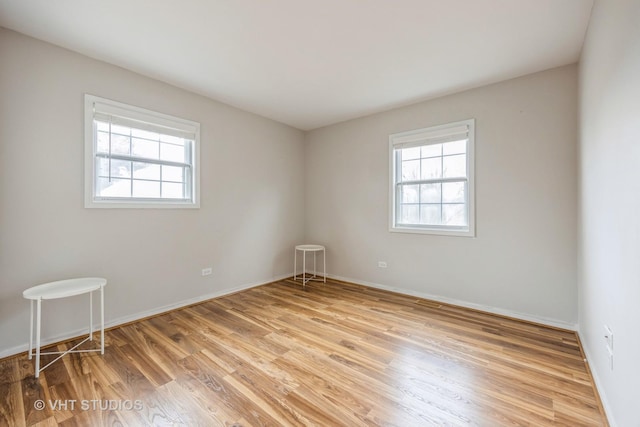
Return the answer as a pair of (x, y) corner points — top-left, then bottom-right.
(294, 245), (326, 288)
(23, 277), (107, 378)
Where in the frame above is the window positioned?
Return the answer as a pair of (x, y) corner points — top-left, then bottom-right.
(389, 119), (475, 236)
(84, 94), (200, 208)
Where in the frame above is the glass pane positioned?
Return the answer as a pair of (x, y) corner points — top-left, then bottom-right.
(96, 158), (109, 177)
(96, 121), (109, 132)
(420, 204), (441, 225)
(442, 204), (467, 226)
(442, 182), (466, 203)
(162, 182), (184, 199)
(162, 165), (184, 183)
(421, 157), (442, 180)
(400, 204), (419, 224)
(96, 131), (110, 153)
(110, 159), (131, 178)
(401, 146), (420, 161)
(420, 183), (441, 203)
(401, 159), (420, 181)
(443, 139), (467, 155)
(133, 162), (160, 180)
(97, 177), (131, 198)
(132, 138), (159, 160)
(111, 133), (130, 155)
(131, 128), (159, 141)
(442, 154), (466, 178)
(421, 143), (442, 158)
(132, 180), (160, 198)
(160, 143), (185, 163)
(401, 184), (419, 203)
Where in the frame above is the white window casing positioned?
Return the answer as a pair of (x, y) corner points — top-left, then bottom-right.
(389, 119), (475, 237)
(84, 94), (200, 208)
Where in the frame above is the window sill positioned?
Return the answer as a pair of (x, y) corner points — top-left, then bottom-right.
(85, 199), (199, 209)
(389, 225), (475, 237)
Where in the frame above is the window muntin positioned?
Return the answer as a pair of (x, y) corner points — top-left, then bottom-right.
(85, 95), (200, 208)
(390, 119), (475, 236)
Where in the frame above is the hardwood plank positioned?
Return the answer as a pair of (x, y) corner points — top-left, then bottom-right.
(155, 380), (226, 426)
(101, 344), (156, 398)
(28, 417), (58, 427)
(21, 372), (53, 426)
(175, 353), (280, 425)
(116, 340), (173, 388)
(272, 353), (372, 424)
(0, 379), (26, 427)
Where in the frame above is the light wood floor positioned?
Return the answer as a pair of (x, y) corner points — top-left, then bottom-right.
(0, 278), (607, 426)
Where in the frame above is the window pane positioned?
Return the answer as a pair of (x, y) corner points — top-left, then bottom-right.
(97, 131), (110, 153)
(132, 180), (160, 198)
(421, 157), (442, 180)
(421, 143), (442, 158)
(97, 177), (131, 198)
(420, 204), (441, 225)
(162, 182), (184, 199)
(162, 165), (184, 183)
(111, 134), (130, 155)
(442, 154), (466, 178)
(401, 146), (420, 160)
(133, 162), (160, 180)
(442, 182), (466, 203)
(443, 204), (467, 226)
(401, 159), (420, 181)
(401, 184), (419, 203)
(110, 159), (131, 178)
(420, 183), (441, 203)
(96, 158), (109, 177)
(443, 139), (467, 155)
(400, 204), (419, 224)
(160, 142), (185, 163)
(132, 138), (159, 160)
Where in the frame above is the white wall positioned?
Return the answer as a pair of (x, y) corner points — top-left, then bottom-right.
(0, 28), (305, 357)
(578, 0), (640, 425)
(305, 65), (578, 327)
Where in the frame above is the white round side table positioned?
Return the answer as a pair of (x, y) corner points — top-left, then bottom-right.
(23, 277), (107, 378)
(294, 245), (326, 288)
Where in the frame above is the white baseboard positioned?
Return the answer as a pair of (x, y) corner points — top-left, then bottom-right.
(577, 329), (615, 427)
(326, 273), (578, 331)
(0, 273), (291, 360)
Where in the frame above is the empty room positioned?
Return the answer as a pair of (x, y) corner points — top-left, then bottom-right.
(0, 0), (638, 426)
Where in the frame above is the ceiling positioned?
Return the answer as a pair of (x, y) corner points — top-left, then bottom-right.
(0, 0), (594, 130)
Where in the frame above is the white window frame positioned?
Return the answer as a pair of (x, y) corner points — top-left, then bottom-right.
(389, 119), (475, 237)
(84, 94), (200, 208)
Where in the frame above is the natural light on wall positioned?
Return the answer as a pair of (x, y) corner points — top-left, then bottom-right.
(389, 119), (475, 237)
(84, 94), (200, 208)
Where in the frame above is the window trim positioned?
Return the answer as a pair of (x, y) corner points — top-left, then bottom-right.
(389, 119), (475, 237)
(84, 94), (200, 209)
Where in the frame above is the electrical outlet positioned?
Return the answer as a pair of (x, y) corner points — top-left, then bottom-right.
(201, 267), (212, 276)
(604, 325), (613, 352)
(604, 325), (613, 371)
(378, 261), (388, 268)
